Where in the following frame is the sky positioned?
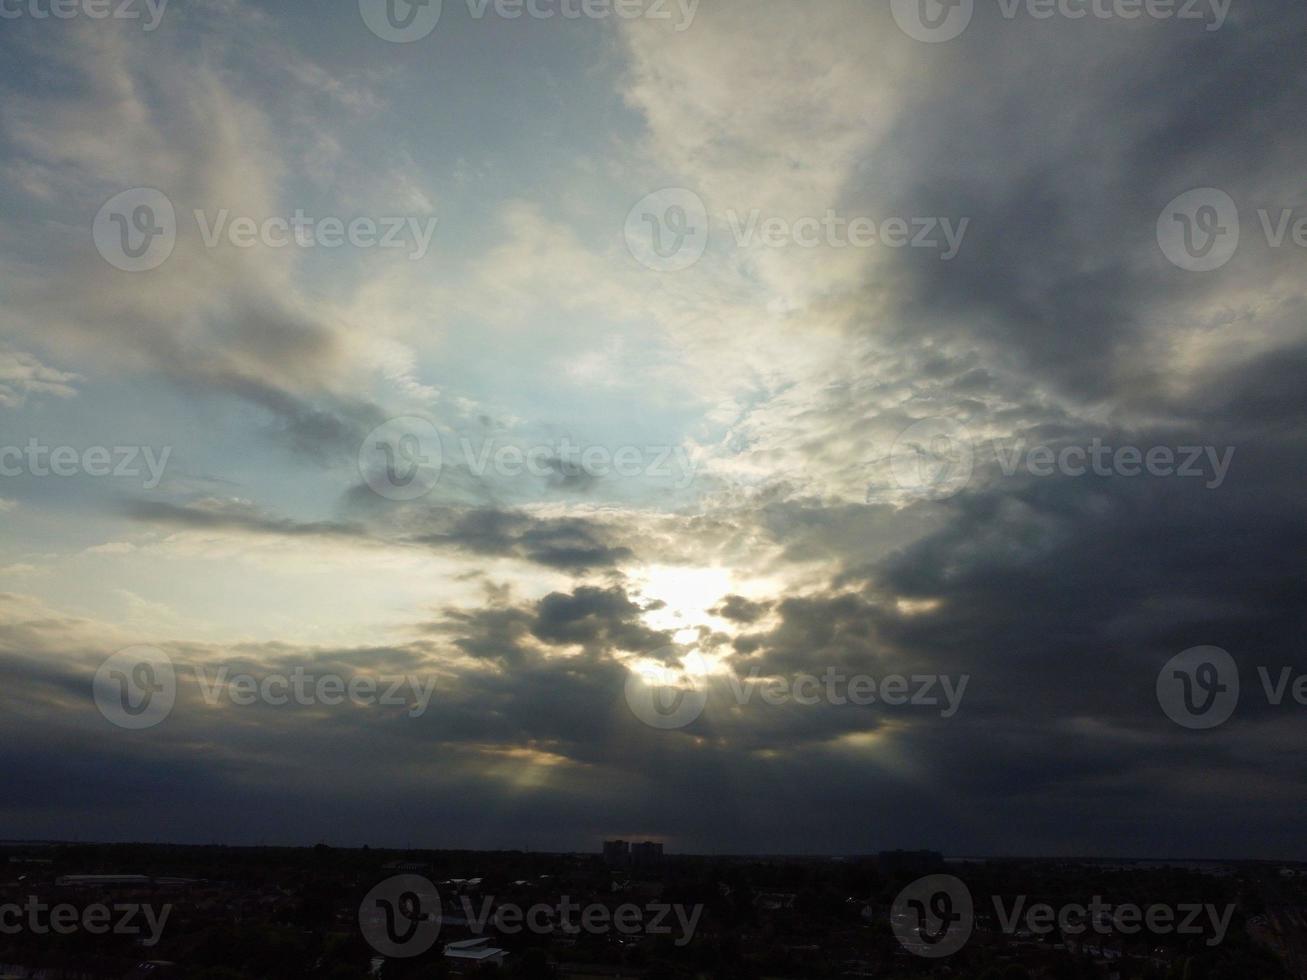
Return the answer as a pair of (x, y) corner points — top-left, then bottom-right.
(0, 0), (1305, 858)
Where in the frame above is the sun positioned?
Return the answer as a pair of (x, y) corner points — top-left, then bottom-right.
(633, 564), (735, 634)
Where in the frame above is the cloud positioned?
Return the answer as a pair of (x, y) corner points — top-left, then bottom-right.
(124, 498), (365, 539)
(124, 494), (638, 572)
(0, 13), (423, 463)
(1, 0), (1305, 859)
(0, 348), (81, 408)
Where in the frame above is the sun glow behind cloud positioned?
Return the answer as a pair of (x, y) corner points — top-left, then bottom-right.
(632, 564), (734, 634)
(0, 0), (1303, 859)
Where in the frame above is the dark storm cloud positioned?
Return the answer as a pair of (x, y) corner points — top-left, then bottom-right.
(857, 2), (1307, 401)
(727, 592), (884, 676)
(674, 307), (1307, 853)
(661, 3), (1307, 854)
(410, 508), (635, 570)
(124, 494), (637, 571)
(208, 372), (389, 465)
(432, 584), (671, 667)
(531, 585), (669, 651)
(1, 520), (1303, 857)
(710, 594), (771, 624)
(541, 455), (603, 493)
(4, 2), (1306, 861)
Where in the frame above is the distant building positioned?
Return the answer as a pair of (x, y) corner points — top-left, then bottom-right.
(382, 860), (431, 873)
(603, 840), (630, 868)
(56, 874), (153, 888)
(753, 891), (796, 910)
(123, 963), (176, 980)
(877, 850), (944, 875)
(605, 839), (663, 871)
(631, 841), (663, 871)
(444, 937), (507, 968)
